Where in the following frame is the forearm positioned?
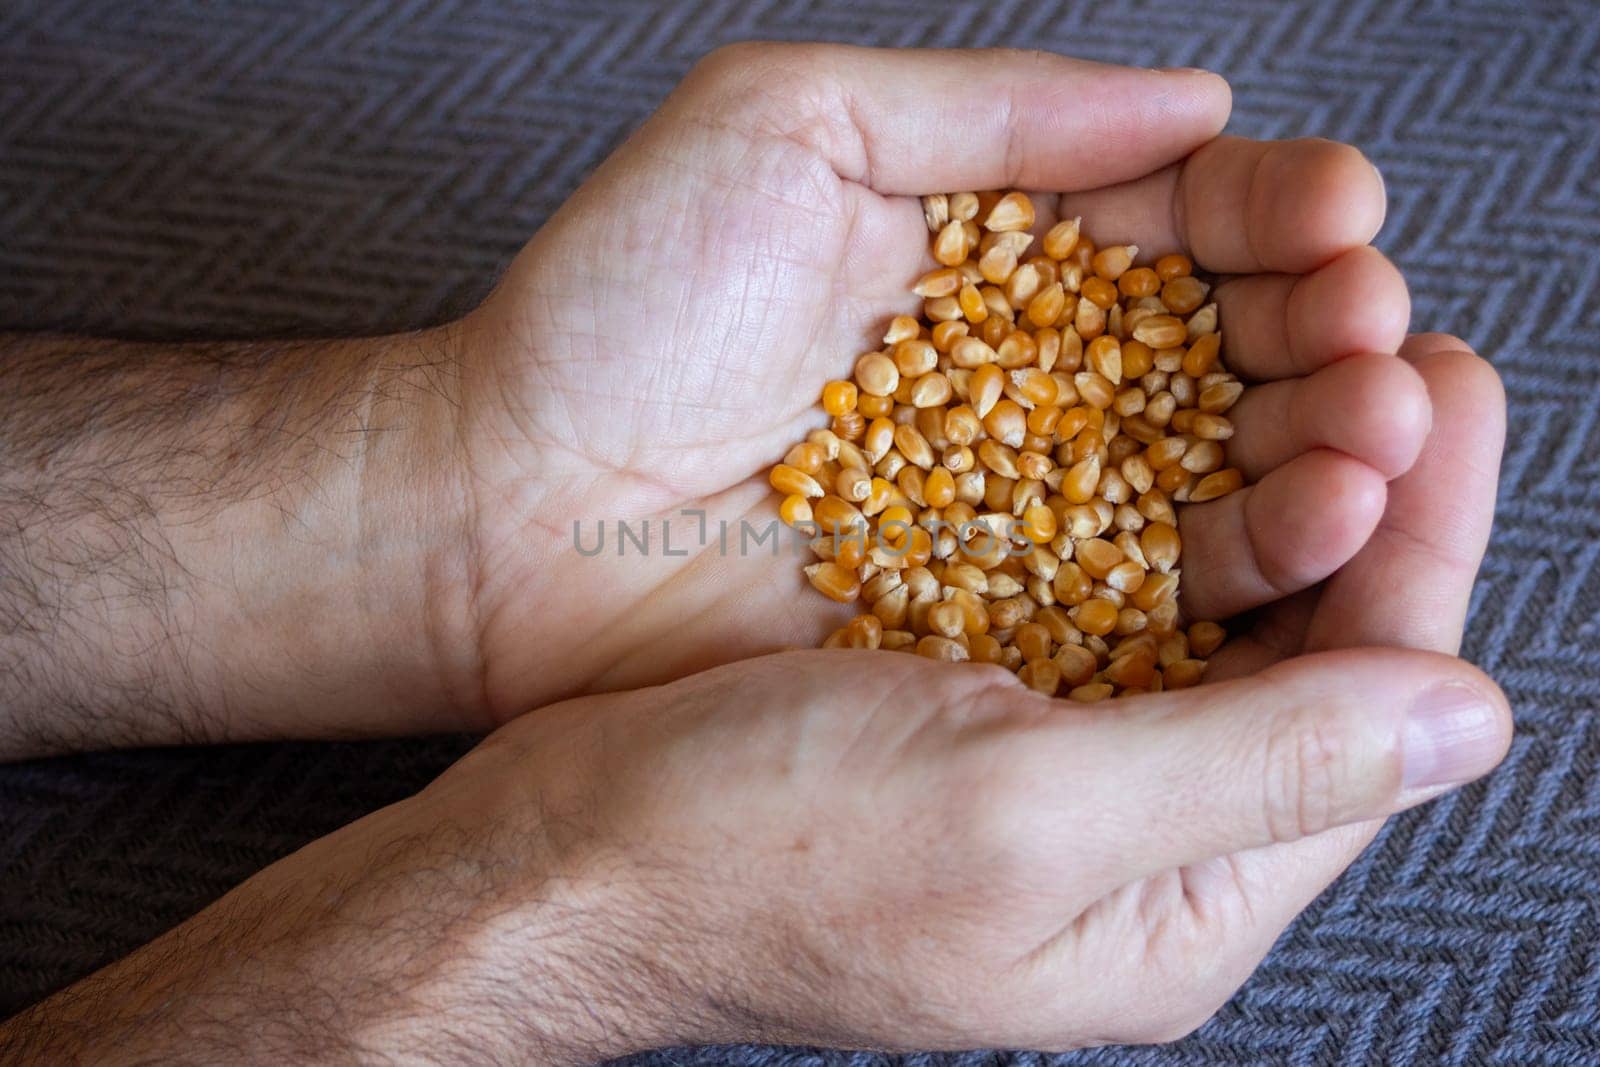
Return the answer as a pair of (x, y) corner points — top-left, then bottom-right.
(0, 776), (665, 1066)
(0, 329), (486, 757)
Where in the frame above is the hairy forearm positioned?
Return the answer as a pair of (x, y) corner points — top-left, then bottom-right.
(0, 329), (486, 757)
(0, 778), (665, 1066)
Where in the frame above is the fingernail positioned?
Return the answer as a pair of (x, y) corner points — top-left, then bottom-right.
(1159, 66), (1213, 75)
(1402, 683), (1505, 792)
(1371, 161), (1387, 203)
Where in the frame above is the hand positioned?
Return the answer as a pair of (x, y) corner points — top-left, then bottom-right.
(440, 44), (1419, 723)
(412, 337), (1509, 1057)
(1194, 331), (1511, 878)
(410, 334), (1504, 1055)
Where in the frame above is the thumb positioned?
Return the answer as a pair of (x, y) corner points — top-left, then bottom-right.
(1073, 648), (1512, 882)
(669, 43), (1231, 194)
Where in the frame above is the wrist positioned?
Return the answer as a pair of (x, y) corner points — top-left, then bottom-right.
(0, 744), (687, 1064)
(0, 328), (494, 754)
(181, 325), (493, 737)
(406, 716), (717, 1062)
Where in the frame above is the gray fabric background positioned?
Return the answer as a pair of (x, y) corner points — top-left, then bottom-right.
(3, 1), (1599, 1063)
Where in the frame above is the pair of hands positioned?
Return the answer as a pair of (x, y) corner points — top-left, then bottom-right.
(368, 46), (1509, 1056)
(2, 45), (1510, 1061)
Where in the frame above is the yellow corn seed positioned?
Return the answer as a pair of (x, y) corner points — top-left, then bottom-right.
(779, 194), (1248, 698)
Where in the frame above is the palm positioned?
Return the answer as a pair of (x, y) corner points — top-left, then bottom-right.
(480, 137), (928, 495)
(460, 132), (982, 713)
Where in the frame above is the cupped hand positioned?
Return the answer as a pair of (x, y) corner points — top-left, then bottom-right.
(437, 44), (1419, 721)
(440, 340), (1507, 1055)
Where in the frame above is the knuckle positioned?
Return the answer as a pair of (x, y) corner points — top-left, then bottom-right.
(963, 775), (1036, 874)
(1133, 938), (1238, 1043)
(684, 43), (796, 110)
(1406, 331), (1474, 357)
(1403, 337), (1506, 414)
(1462, 351), (1507, 406)
(1359, 246), (1412, 308)
(1439, 346), (1503, 392)
(1009, 46), (1059, 71)
(1244, 501), (1316, 598)
(1409, 329), (1461, 345)
(1342, 358), (1429, 468)
(1335, 241), (1399, 276)
(693, 41), (818, 93)
(1262, 705), (1349, 843)
(1301, 135), (1373, 172)
(681, 43), (850, 167)
(692, 41), (771, 81)
(1145, 1005), (1217, 1045)
(1105, 984), (1227, 1045)
(947, 696), (1058, 874)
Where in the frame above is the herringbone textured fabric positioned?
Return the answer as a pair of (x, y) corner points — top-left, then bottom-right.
(2, 1), (1597, 1063)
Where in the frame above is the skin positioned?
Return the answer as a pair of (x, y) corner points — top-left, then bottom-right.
(0, 44), (1511, 1062)
(447, 49), (1430, 721)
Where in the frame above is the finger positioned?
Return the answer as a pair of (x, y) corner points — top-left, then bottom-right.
(1214, 246), (1411, 381)
(1180, 449), (1388, 621)
(1228, 337), (1507, 928)
(680, 44), (1232, 193)
(1200, 591), (1321, 684)
(1075, 647), (1511, 882)
(1056, 136), (1387, 274)
(1304, 336), (1507, 653)
(1225, 352), (1431, 482)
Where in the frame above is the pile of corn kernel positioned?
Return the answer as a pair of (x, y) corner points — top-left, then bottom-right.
(769, 190), (1241, 700)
